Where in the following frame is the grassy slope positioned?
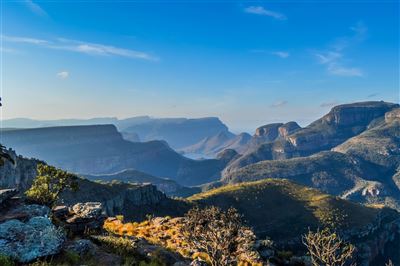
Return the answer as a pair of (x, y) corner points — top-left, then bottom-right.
(188, 179), (379, 240)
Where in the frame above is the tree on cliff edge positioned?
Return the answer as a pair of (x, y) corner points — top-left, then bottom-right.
(25, 164), (79, 206)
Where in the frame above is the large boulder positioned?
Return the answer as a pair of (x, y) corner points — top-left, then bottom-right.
(0, 204), (50, 223)
(52, 202), (105, 235)
(72, 202), (102, 219)
(0, 216), (64, 263)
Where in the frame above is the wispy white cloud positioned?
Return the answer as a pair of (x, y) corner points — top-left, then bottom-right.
(2, 35), (159, 61)
(25, 0), (48, 17)
(314, 22), (367, 77)
(271, 100), (288, 107)
(327, 65), (363, 77)
(244, 6), (287, 20)
(271, 51), (290, 58)
(2, 35), (48, 45)
(250, 50), (290, 58)
(57, 71), (69, 79)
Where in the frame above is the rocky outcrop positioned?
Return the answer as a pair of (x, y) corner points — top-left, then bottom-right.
(223, 104), (400, 210)
(347, 209), (400, 265)
(0, 204), (50, 223)
(278, 121), (301, 138)
(243, 121), (302, 153)
(0, 217), (64, 263)
(385, 108), (400, 123)
(287, 101), (398, 153)
(0, 148), (39, 192)
(52, 202), (105, 235)
(224, 101), (399, 177)
(59, 178), (167, 219)
(254, 123), (283, 139)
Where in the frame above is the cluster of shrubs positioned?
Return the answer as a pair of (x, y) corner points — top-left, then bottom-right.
(104, 207), (262, 266)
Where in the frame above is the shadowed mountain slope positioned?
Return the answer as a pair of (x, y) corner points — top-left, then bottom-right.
(2, 116), (234, 150)
(223, 106), (400, 210)
(84, 169), (200, 197)
(223, 101), (398, 176)
(0, 125), (233, 186)
(187, 179), (400, 264)
(188, 179), (381, 239)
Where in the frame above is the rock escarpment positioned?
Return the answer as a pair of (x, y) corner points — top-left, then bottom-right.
(0, 148), (39, 192)
(1, 125), (229, 186)
(59, 178), (168, 219)
(223, 104), (400, 210)
(84, 169), (200, 197)
(52, 202), (106, 235)
(224, 101), (399, 176)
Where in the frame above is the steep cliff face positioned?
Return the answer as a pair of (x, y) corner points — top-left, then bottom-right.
(333, 108), (400, 168)
(0, 149), (39, 192)
(287, 101), (397, 155)
(223, 106), (400, 210)
(224, 101), (398, 176)
(278, 121), (301, 138)
(254, 123), (283, 139)
(59, 179), (167, 219)
(245, 121), (301, 153)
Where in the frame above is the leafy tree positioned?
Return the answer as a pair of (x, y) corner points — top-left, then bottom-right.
(302, 228), (355, 266)
(181, 206), (260, 266)
(25, 164), (79, 206)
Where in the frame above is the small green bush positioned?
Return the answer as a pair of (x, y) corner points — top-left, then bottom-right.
(25, 164), (79, 206)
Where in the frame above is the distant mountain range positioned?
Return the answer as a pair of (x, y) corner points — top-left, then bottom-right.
(1, 101), (400, 211)
(2, 116), (233, 150)
(222, 102), (400, 210)
(181, 121), (302, 157)
(1, 101), (400, 265)
(0, 125), (236, 186)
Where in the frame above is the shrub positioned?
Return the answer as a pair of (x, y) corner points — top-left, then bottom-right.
(25, 164), (79, 206)
(180, 206), (261, 266)
(302, 228), (355, 266)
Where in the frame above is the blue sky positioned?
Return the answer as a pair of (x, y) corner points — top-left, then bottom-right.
(1, 0), (399, 132)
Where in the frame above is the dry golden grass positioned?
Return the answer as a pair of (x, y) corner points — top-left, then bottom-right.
(103, 216), (262, 265)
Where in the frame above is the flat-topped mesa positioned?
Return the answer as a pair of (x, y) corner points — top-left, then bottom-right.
(288, 101), (398, 148)
(1, 124), (122, 145)
(323, 101), (399, 126)
(385, 108), (400, 123)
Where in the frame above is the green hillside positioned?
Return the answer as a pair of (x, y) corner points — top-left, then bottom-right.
(188, 179), (380, 240)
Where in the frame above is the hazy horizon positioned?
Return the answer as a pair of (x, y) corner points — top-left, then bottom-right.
(2, 98), (399, 133)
